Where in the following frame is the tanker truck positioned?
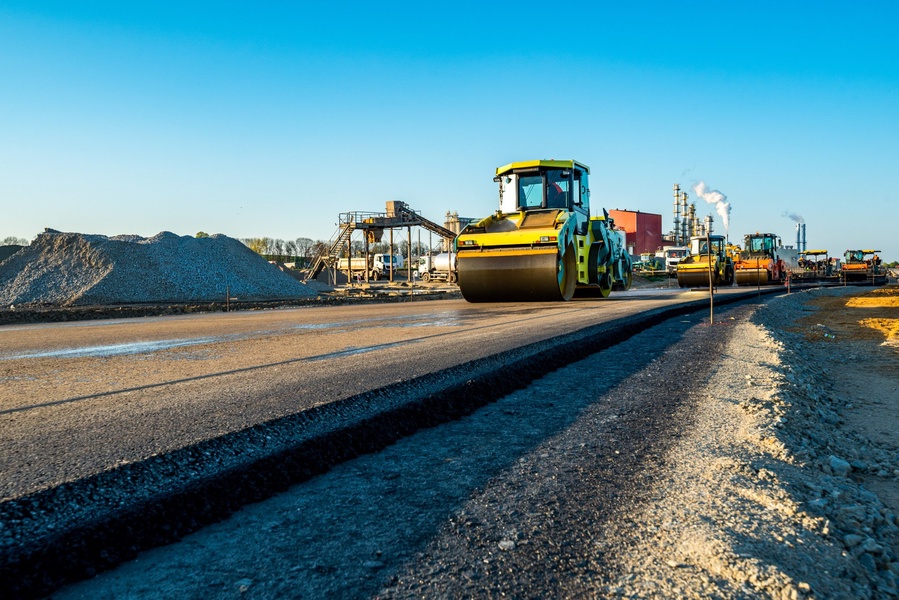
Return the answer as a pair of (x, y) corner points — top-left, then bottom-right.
(417, 253), (457, 283)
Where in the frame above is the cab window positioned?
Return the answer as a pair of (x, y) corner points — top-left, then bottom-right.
(518, 175), (544, 209)
(545, 169), (570, 209)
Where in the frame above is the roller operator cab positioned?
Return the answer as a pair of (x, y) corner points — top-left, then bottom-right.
(455, 159), (632, 302)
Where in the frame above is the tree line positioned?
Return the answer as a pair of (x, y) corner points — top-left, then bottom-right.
(231, 235), (439, 266)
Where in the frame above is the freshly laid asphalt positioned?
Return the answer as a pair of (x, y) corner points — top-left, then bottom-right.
(0, 285), (781, 597)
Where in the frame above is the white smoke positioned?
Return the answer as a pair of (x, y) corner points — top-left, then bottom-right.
(782, 211), (805, 223)
(693, 181), (731, 232)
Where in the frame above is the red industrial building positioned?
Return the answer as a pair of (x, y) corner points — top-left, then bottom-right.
(608, 209), (662, 257)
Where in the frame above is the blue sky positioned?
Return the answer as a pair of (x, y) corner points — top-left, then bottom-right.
(2, 1), (898, 259)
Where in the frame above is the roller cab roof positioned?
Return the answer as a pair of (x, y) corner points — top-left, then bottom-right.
(496, 159), (590, 176)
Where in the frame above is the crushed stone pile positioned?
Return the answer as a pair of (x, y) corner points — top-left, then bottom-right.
(0, 230), (318, 306)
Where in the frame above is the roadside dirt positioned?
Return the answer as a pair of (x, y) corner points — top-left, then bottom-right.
(592, 285), (899, 598)
(796, 287), (899, 559)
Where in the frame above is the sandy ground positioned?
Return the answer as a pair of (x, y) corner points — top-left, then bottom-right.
(802, 289), (899, 557)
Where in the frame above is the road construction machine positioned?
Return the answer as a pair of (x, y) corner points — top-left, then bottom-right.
(455, 159), (632, 302)
(733, 233), (786, 286)
(795, 250), (834, 282)
(842, 249), (886, 284)
(676, 235), (734, 288)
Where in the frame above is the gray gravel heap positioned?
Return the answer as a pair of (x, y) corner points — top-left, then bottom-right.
(0, 230), (317, 306)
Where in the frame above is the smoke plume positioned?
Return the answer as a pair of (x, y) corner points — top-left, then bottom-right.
(782, 211), (805, 223)
(692, 181), (731, 232)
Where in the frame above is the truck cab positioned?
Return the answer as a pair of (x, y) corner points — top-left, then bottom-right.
(373, 253), (403, 274)
(656, 246), (689, 274)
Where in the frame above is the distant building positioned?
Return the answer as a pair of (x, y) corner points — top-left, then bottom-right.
(607, 210), (662, 256)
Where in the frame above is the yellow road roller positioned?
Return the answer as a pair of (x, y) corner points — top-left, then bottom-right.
(734, 232), (786, 285)
(455, 159), (632, 302)
(676, 235), (734, 288)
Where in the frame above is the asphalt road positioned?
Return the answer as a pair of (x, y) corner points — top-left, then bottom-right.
(0, 287), (737, 501)
(49, 297), (752, 599)
(0, 285), (782, 597)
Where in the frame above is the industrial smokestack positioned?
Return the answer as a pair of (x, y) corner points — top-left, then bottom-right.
(783, 211), (805, 250)
(802, 223), (807, 252)
(693, 181), (731, 232)
(689, 202), (699, 236)
(673, 184), (681, 246)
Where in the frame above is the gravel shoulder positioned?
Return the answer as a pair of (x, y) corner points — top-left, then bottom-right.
(600, 285), (899, 598)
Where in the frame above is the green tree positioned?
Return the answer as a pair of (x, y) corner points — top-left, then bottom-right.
(295, 237), (314, 260)
(241, 238), (268, 255)
(195, 231), (210, 238)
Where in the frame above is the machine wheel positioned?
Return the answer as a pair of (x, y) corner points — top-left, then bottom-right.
(421, 271), (431, 282)
(613, 267), (632, 291)
(595, 272), (612, 298)
(723, 265), (734, 286)
(557, 246), (577, 300)
(447, 271), (457, 284)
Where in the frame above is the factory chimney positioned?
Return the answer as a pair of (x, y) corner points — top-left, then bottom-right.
(673, 184), (681, 246)
(801, 224), (807, 252)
